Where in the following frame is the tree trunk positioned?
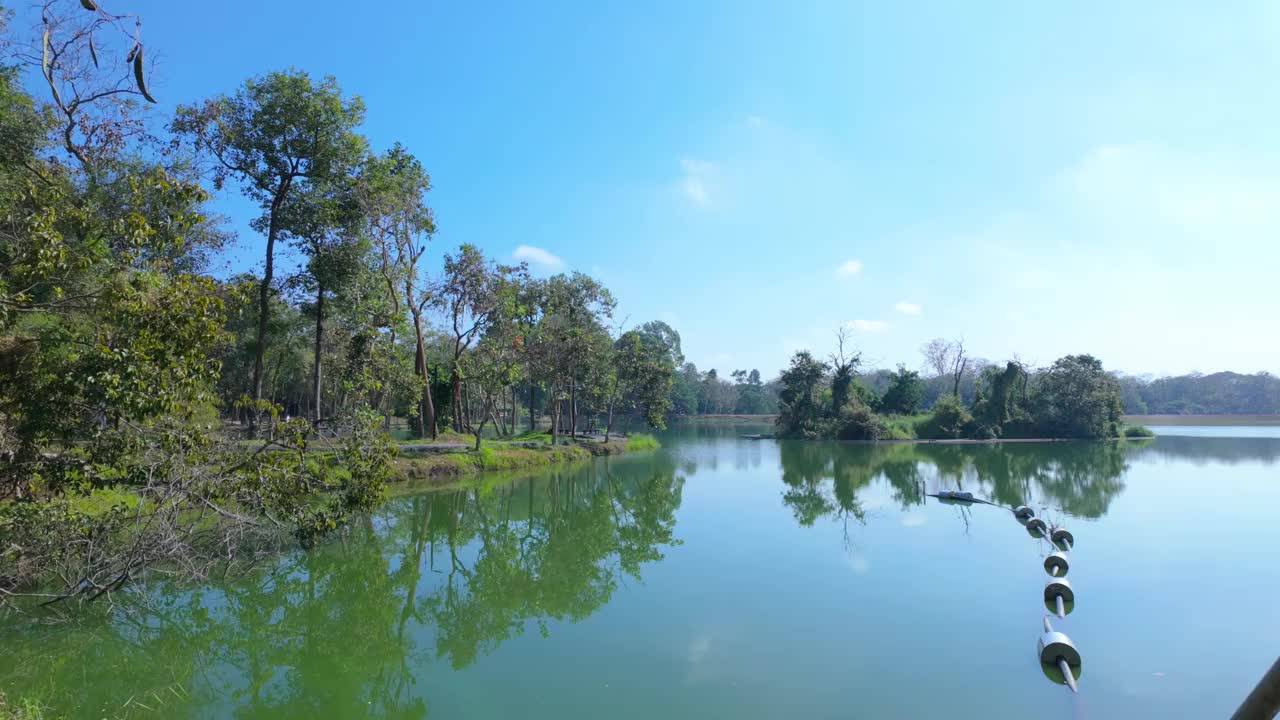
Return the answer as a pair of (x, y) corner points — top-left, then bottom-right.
(605, 397), (615, 442)
(311, 280), (324, 424)
(250, 191), (286, 433)
(451, 365), (463, 433)
(550, 387), (559, 443)
(411, 311), (437, 439)
(528, 383), (536, 433)
(570, 380), (577, 439)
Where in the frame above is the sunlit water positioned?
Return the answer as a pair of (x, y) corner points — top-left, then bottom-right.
(3, 423), (1279, 719)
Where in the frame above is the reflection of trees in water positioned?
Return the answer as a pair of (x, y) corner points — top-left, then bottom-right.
(777, 440), (1134, 525)
(1128, 435), (1280, 465)
(0, 459), (684, 719)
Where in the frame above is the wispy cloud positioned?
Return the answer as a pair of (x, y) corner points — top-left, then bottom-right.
(845, 319), (888, 333)
(679, 158), (715, 206)
(895, 302), (922, 316)
(835, 259), (863, 277)
(512, 245), (565, 272)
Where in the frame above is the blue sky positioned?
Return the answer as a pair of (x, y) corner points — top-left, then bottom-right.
(19, 0), (1280, 377)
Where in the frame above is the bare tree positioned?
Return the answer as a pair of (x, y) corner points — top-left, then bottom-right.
(11, 0), (159, 172)
(921, 337), (968, 399)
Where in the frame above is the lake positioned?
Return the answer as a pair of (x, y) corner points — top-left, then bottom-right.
(2, 422), (1279, 719)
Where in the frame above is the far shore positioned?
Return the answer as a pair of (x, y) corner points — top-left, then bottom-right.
(1123, 414), (1280, 426)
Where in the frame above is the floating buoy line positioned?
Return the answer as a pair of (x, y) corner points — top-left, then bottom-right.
(928, 494), (1083, 694)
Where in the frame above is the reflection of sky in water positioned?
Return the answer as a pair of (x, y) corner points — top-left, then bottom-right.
(1149, 424), (1280, 438)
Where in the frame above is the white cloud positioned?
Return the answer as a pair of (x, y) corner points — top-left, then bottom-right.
(512, 244), (565, 271)
(894, 302), (922, 316)
(845, 319), (888, 333)
(835, 259), (862, 277)
(679, 157), (715, 206)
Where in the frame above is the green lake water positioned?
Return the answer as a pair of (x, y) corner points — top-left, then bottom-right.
(3, 423), (1280, 718)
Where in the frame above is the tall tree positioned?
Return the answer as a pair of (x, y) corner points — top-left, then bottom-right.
(435, 245), (526, 433)
(173, 70), (366, 429)
(357, 145), (438, 438)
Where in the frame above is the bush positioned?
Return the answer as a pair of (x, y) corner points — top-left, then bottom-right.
(1122, 424), (1155, 438)
(625, 433), (660, 451)
(835, 404), (886, 440)
(879, 415), (920, 440)
(919, 395), (975, 439)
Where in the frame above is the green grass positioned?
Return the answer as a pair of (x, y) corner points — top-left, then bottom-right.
(625, 433), (660, 451)
(0, 694), (53, 720)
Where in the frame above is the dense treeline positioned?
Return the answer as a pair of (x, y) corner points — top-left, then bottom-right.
(774, 333), (1132, 440)
(668, 364), (780, 416)
(0, 2), (675, 606)
(1115, 371), (1280, 415)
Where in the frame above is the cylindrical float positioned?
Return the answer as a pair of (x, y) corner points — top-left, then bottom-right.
(1014, 506), (1034, 520)
(1051, 527), (1074, 549)
(1038, 630), (1081, 669)
(1045, 577), (1075, 607)
(1044, 551), (1070, 577)
(1026, 518), (1048, 537)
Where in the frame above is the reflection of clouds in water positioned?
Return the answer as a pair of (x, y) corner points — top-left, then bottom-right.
(687, 634), (711, 664)
(685, 633), (717, 685)
(901, 513), (928, 527)
(844, 554), (870, 574)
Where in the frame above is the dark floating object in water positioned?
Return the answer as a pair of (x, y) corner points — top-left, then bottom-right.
(1045, 578), (1075, 617)
(740, 434), (775, 440)
(1051, 527), (1074, 549)
(934, 490), (976, 503)
(1026, 518), (1048, 537)
(1014, 505), (1035, 520)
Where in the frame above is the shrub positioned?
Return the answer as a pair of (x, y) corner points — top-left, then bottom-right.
(625, 433), (660, 451)
(1122, 424), (1155, 438)
(919, 395), (974, 439)
(835, 404), (886, 440)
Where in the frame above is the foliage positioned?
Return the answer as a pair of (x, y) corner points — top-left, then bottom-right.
(918, 395), (975, 439)
(877, 365), (924, 415)
(1032, 354), (1123, 439)
(775, 351), (830, 438)
(1122, 423), (1155, 438)
(625, 433), (660, 451)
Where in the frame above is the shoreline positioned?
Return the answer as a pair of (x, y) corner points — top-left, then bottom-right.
(395, 436), (648, 485)
(754, 435), (1153, 445)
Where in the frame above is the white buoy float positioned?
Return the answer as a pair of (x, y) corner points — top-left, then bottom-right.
(1044, 551), (1070, 577)
(1039, 616), (1082, 693)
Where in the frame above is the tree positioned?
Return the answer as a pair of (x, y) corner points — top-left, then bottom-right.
(536, 273), (615, 439)
(878, 365), (924, 415)
(731, 368), (770, 414)
(830, 327), (862, 415)
(612, 328), (676, 438)
(278, 174), (363, 422)
(358, 145), (438, 438)
(921, 337), (968, 399)
(435, 244), (523, 433)
(173, 70), (367, 430)
(1033, 354), (1123, 438)
(775, 351), (829, 437)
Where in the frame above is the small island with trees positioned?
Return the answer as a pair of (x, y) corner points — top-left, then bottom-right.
(770, 332), (1151, 442)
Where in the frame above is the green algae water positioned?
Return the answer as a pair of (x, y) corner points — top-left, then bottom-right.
(3, 423), (1279, 719)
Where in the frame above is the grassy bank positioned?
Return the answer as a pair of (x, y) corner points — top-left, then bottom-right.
(397, 434), (658, 483)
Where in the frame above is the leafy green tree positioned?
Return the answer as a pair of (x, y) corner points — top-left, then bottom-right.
(172, 70), (367, 429)
(775, 351), (829, 437)
(878, 365), (924, 415)
(1033, 354), (1123, 438)
(611, 328), (676, 437)
(436, 244), (524, 433)
(358, 145), (438, 438)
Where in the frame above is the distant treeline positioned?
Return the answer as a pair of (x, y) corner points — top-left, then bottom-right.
(1114, 372), (1280, 415)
